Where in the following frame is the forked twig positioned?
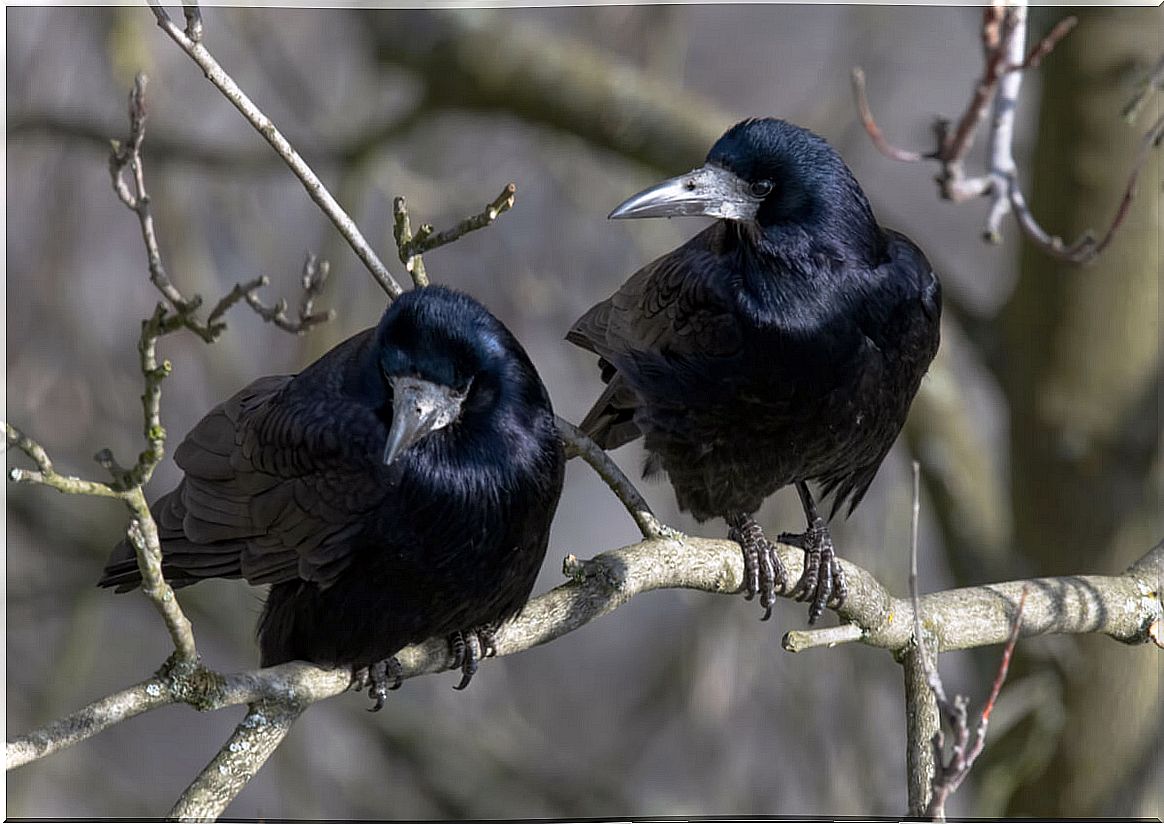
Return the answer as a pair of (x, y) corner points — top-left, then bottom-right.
(852, 3), (1156, 263)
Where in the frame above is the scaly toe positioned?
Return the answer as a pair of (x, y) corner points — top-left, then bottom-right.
(730, 514), (790, 620)
(363, 658), (404, 712)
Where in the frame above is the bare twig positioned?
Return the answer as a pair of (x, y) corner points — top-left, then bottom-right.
(243, 254), (336, 334)
(1014, 15), (1077, 70)
(1035, 111), (1164, 261)
(556, 416), (672, 541)
(401, 182), (517, 259)
(5, 422), (121, 499)
(392, 183), (519, 290)
(924, 588), (1028, 819)
(147, 1), (404, 299)
(903, 642), (941, 817)
(849, 68), (925, 163)
(904, 458), (1031, 820)
(782, 622), (863, 652)
(392, 196), (429, 288)
(124, 490), (199, 661)
(1121, 54), (1164, 122)
(109, 73), (195, 314)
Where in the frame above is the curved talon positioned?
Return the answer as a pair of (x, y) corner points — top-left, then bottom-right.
(453, 630), (483, 691)
(367, 660), (389, 712)
(355, 657), (403, 712)
(783, 520), (842, 625)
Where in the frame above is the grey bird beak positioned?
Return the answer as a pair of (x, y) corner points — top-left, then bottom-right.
(382, 376), (468, 465)
(609, 164), (759, 221)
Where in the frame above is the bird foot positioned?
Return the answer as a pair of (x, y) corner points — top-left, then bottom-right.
(779, 520), (847, 625)
(448, 625), (498, 691)
(351, 657), (403, 712)
(727, 513), (789, 621)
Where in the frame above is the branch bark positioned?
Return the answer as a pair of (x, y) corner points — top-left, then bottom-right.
(8, 535), (1160, 773)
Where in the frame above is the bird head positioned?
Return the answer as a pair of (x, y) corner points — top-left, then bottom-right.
(373, 286), (542, 466)
(609, 118), (875, 244)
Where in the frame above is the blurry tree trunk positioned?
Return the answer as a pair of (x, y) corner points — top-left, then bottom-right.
(986, 8), (1162, 816)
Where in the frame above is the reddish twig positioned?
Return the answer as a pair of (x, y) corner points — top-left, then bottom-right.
(907, 460), (1028, 819)
(923, 587), (1028, 820)
(1013, 15), (1078, 70)
(850, 5), (1159, 263)
(849, 68), (925, 163)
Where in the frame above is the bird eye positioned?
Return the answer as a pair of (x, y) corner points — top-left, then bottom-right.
(750, 179), (774, 198)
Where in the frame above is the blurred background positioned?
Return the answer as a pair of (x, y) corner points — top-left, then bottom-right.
(6, 5), (1160, 819)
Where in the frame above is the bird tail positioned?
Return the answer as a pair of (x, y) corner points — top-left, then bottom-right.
(578, 371), (642, 451)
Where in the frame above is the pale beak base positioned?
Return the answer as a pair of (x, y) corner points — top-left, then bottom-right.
(382, 376), (468, 465)
(608, 164), (760, 222)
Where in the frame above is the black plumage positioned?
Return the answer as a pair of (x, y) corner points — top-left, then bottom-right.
(568, 118), (941, 624)
(101, 285), (565, 705)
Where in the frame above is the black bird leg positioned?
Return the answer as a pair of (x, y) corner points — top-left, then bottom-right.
(726, 512), (789, 621)
(780, 482), (848, 624)
(351, 657), (403, 712)
(448, 624), (499, 690)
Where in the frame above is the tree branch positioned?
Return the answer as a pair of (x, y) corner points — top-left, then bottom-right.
(147, 1), (404, 299)
(8, 534), (1160, 773)
(169, 701), (305, 821)
(852, 3), (1159, 262)
(556, 417), (672, 541)
(392, 183), (519, 290)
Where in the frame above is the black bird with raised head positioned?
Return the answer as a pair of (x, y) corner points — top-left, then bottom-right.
(101, 285), (566, 707)
(568, 118), (941, 624)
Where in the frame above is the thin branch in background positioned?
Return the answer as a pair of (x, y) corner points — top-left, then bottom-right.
(1122, 54), (1164, 122)
(147, 1), (405, 299)
(849, 68), (925, 164)
(4, 422), (121, 499)
(852, 2), (1159, 264)
(1014, 14), (1077, 70)
(109, 73), (196, 315)
(104, 73), (334, 487)
(243, 254), (336, 334)
(924, 588), (1027, 820)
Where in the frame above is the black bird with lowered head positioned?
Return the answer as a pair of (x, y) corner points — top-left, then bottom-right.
(101, 285), (566, 708)
(568, 117), (941, 625)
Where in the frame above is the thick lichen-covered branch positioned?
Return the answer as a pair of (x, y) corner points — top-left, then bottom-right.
(8, 534), (1159, 775)
(169, 701), (305, 822)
